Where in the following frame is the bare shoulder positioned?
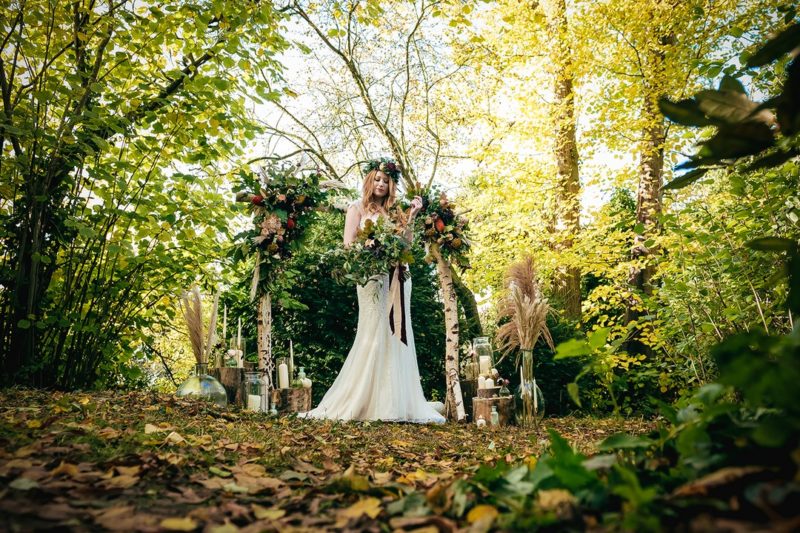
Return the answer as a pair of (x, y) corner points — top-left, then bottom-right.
(347, 200), (362, 216)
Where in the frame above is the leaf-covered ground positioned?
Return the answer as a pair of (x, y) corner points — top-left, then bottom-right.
(0, 390), (652, 532)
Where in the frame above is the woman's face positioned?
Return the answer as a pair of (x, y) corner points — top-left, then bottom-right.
(372, 171), (390, 198)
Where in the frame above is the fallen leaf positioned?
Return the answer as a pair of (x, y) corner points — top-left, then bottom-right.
(50, 461), (80, 478)
(97, 427), (121, 439)
(339, 497), (382, 519)
(144, 423), (169, 434)
(209, 466), (232, 478)
(206, 520), (239, 533)
(164, 431), (186, 445)
(279, 470), (308, 482)
(467, 504), (498, 525)
(160, 516), (199, 531)
(115, 465), (141, 477)
(252, 504), (286, 520)
(9, 477), (39, 491)
(102, 474), (139, 489)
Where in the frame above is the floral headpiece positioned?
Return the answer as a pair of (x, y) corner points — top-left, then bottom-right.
(362, 157), (402, 184)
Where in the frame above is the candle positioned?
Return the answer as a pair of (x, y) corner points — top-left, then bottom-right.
(278, 362), (289, 389)
(478, 376), (486, 390)
(247, 394), (261, 412)
(533, 378), (538, 411)
(485, 378), (495, 389)
(289, 340), (294, 380)
(479, 356), (491, 376)
(302, 377), (312, 389)
(222, 305), (227, 344)
(237, 318), (242, 351)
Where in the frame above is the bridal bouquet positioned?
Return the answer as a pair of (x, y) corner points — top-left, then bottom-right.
(326, 210), (415, 287)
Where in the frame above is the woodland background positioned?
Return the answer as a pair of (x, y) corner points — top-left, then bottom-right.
(1, 0), (797, 418)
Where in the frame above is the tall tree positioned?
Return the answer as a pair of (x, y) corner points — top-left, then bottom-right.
(0, 0), (287, 386)
(542, 0), (582, 319)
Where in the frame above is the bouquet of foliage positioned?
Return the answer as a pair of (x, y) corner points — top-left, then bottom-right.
(326, 208), (415, 287)
(234, 163), (329, 299)
(419, 191), (471, 269)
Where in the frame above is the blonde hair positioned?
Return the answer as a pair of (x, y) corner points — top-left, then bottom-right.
(361, 169), (396, 214)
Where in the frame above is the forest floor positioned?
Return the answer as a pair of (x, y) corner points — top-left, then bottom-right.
(0, 389), (653, 532)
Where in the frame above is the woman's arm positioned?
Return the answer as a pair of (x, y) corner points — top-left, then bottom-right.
(343, 203), (361, 246)
(402, 196), (423, 243)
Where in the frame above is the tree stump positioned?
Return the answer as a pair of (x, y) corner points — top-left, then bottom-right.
(210, 368), (245, 406)
(461, 379), (477, 420)
(473, 396), (514, 427)
(477, 387), (501, 399)
(271, 388), (311, 415)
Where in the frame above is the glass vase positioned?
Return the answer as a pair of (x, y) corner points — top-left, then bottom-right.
(176, 363), (228, 407)
(245, 371), (262, 412)
(515, 350), (544, 428)
(473, 337), (493, 376)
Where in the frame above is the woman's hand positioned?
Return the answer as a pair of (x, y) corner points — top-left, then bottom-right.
(409, 196), (423, 219)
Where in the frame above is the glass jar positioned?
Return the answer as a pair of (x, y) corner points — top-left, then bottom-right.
(176, 363), (227, 407)
(245, 371), (261, 412)
(473, 337), (493, 376)
(515, 350), (544, 428)
(490, 405), (499, 426)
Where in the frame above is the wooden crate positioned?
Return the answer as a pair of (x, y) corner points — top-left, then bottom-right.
(473, 396), (514, 427)
(271, 387), (312, 415)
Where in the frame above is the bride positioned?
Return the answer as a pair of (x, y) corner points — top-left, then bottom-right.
(303, 160), (445, 423)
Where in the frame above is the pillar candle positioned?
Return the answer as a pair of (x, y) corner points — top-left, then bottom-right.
(478, 376), (486, 390)
(222, 305), (227, 343)
(247, 394), (261, 412)
(278, 362), (289, 389)
(485, 378), (495, 389)
(533, 378), (538, 411)
(479, 356), (491, 375)
(289, 340), (294, 379)
(302, 377), (312, 389)
(237, 318), (242, 351)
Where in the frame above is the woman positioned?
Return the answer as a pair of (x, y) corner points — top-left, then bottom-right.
(303, 160), (445, 423)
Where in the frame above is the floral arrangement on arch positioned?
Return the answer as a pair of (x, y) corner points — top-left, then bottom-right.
(234, 163), (329, 299)
(419, 190), (471, 269)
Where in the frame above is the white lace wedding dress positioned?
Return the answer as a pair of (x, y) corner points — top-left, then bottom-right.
(302, 208), (445, 423)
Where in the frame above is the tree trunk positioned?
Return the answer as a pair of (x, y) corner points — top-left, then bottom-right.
(257, 293), (274, 391)
(625, 36), (669, 355)
(430, 245), (466, 423)
(542, 0), (581, 319)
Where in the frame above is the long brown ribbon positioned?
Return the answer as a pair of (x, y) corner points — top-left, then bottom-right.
(387, 263), (408, 345)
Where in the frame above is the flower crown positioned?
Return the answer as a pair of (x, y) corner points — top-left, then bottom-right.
(362, 158), (402, 184)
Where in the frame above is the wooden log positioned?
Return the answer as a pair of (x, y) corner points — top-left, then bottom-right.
(473, 397), (514, 427)
(210, 367), (245, 406)
(477, 386), (501, 399)
(270, 387), (312, 415)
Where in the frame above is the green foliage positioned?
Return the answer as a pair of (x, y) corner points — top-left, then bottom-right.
(0, 0), (288, 388)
